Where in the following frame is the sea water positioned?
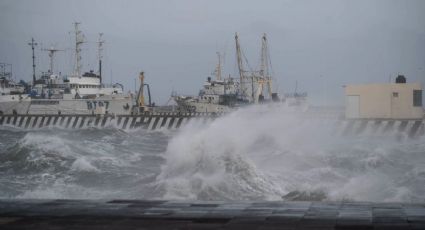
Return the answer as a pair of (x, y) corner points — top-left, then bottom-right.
(0, 105), (424, 202)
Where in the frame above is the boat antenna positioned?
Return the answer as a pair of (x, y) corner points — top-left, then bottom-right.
(42, 46), (64, 74)
(28, 38), (38, 86)
(215, 52), (222, 81)
(74, 22), (84, 77)
(97, 33), (104, 83)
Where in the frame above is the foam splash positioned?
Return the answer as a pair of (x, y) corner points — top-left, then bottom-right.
(0, 107), (424, 202)
(71, 158), (100, 172)
(158, 104), (425, 202)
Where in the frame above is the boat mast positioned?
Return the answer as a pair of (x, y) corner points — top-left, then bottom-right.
(138, 72), (145, 107)
(261, 33), (273, 98)
(235, 33), (246, 99)
(215, 52), (222, 81)
(97, 33), (104, 83)
(260, 34), (267, 78)
(42, 46), (63, 74)
(28, 38), (38, 86)
(74, 22), (84, 77)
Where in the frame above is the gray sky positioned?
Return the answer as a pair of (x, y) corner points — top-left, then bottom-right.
(1, 0), (424, 105)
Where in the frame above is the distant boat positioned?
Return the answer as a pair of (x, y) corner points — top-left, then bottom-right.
(0, 63), (25, 96)
(173, 33), (306, 113)
(31, 23), (123, 100)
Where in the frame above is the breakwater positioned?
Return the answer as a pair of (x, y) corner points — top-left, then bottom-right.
(0, 113), (423, 137)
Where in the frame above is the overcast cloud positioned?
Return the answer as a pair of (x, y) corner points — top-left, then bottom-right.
(1, 0), (424, 105)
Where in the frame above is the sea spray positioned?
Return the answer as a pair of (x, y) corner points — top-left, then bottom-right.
(157, 104), (333, 200)
(0, 106), (424, 202)
(158, 104), (425, 202)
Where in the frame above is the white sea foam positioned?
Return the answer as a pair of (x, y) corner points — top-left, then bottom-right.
(71, 158), (100, 172)
(19, 132), (75, 158)
(158, 104), (425, 202)
(1, 107), (424, 202)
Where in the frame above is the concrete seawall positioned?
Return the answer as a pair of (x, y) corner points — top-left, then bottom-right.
(0, 113), (424, 137)
(339, 119), (424, 138)
(0, 113), (221, 131)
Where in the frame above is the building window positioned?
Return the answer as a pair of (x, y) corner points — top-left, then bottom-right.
(413, 90), (422, 107)
(393, 92), (398, 97)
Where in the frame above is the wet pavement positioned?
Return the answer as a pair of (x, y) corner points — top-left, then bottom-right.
(0, 199), (424, 229)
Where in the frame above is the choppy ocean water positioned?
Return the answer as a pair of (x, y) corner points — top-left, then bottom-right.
(1, 105), (424, 202)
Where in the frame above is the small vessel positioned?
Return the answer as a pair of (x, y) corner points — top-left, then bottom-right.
(0, 23), (131, 116)
(173, 52), (240, 113)
(0, 63), (25, 96)
(0, 63), (31, 115)
(283, 80), (308, 107)
(174, 33), (289, 113)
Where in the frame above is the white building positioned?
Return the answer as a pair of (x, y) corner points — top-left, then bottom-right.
(345, 78), (423, 119)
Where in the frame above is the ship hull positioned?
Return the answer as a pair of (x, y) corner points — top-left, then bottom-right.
(0, 95), (133, 115)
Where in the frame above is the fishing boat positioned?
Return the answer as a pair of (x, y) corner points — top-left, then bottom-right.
(174, 33), (305, 113)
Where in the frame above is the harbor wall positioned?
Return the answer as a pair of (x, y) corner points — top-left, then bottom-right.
(0, 113), (221, 131)
(0, 113), (423, 137)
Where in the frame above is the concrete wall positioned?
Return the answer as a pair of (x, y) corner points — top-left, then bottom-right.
(0, 113), (220, 130)
(345, 83), (423, 119)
